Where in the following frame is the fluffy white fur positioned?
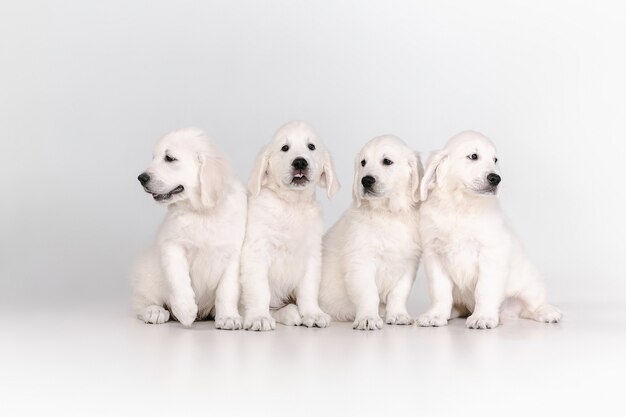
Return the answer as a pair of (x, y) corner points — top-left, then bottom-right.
(132, 128), (247, 329)
(320, 135), (423, 330)
(417, 130), (562, 329)
(240, 121), (340, 331)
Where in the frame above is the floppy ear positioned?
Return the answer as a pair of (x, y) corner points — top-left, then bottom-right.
(420, 150), (448, 202)
(199, 151), (230, 208)
(319, 150), (340, 199)
(247, 146), (270, 196)
(408, 152), (424, 203)
(352, 154), (362, 207)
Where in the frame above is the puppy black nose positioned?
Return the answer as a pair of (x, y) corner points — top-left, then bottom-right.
(292, 158), (308, 170)
(487, 173), (501, 186)
(137, 172), (150, 185)
(361, 175), (376, 188)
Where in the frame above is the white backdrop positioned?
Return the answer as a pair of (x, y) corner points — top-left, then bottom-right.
(2, 0), (625, 310)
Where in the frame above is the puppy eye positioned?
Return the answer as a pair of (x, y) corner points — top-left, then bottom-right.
(361, 160), (366, 167)
(383, 158), (393, 166)
(467, 153), (478, 161)
(308, 144), (316, 151)
(281, 145), (289, 152)
(494, 157), (498, 163)
(164, 155), (177, 162)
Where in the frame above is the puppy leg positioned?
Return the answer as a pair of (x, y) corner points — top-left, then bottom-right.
(241, 254), (275, 331)
(214, 253), (243, 330)
(517, 280), (562, 324)
(296, 254), (331, 328)
(345, 263), (383, 330)
(417, 252), (454, 327)
(466, 253), (507, 330)
(384, 272), (415, 325)
(271, 304), (302, 326)
(525, 304), (562, 323)
(133, 251), (170, 324)
(161, 244), (198, 327)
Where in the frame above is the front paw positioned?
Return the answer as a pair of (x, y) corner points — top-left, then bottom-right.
(385, 312), (414, 325)
(466, 313), (499, 329)
(140, 305), (170, 324)
(301, 311), (331, 328)
(532, 305), (562, 323)
(171, 299), (198, 327)
(244, 315), (276, 331)
(353, 315), (383, 331)
(215, 315), (242, 330)
(416, 312), (449, 327)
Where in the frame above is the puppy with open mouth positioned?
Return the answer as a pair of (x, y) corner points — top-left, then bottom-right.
(240, 121), (340, 331)
(319, 135), (423, 330)
(417, 131), (562, 329)
(132, 128), (247, 329)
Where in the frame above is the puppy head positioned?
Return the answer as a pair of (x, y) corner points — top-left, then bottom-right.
(353, 135), (423, 211)
(248, 121), (339, 199)
(420, 130), (501, 201)
(138, 128), (230, 209)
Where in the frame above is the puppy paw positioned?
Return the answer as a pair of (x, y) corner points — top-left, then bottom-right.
(353, 315), (383, 331)
(244, 315), (276, 331)
(385, 312), (414, 325)
(278, 313), (302, 326)
(301, 311), (331, 328)
(416, 312), (449, 327)
(215, 315), (243, 330)
(171, 299), (198, 327)
(271, 304), (302, 326)
(532, 305), (562, 323)
(140, 305), (170, 324)
(466, 313), (499, 330)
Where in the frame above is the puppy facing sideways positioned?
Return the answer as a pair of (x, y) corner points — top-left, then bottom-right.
(417, 131), (562, 329)
(320, 135), (423, 330)
(240, 121), (340, 331)
(132, 128), (247, 329)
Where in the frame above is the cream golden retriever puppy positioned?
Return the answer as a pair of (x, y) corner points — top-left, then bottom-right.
(132, 128), (247, 329)
(417, 130), (562, 329)
(320, 135), (423, 330)
(240, 121), (340, 331)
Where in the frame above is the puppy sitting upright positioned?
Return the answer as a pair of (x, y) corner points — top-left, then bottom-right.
(417, 131), (562, 329)
(320, 135), (423, 330)
(241, 121), (339, 331)
(133, 128), (247, 329)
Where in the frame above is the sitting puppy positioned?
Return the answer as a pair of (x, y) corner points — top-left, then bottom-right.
(241, 121), (339, 331)
(319, 135), (423, 330)
(417, 131), (562, 329)
(132, 128), (247, 329)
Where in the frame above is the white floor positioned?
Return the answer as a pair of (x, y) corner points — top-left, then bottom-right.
(2, 300), (624, 417)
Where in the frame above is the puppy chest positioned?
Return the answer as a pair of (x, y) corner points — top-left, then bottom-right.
(168, 214), (234, 246)
(266, 231), (319, 286)
(188, 245), (233, 276)
(437, 238), (480, 289)
(266, 210), (322, 252)
(358, 215), (420, 257)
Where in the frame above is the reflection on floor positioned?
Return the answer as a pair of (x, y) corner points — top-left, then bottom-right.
(2, 300), (624, 416)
